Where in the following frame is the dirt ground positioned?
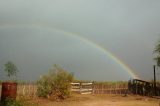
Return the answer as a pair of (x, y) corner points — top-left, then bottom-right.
(36, 94), (160, 106)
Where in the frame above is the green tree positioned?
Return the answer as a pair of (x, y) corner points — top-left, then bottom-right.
(154, 40), (160, 67)
(37, 64), (74, 100)
(4, 61), (18, 78)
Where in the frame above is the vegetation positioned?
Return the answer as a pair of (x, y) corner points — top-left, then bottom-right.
(1, 97), (38, 106)
(37, 65), (74, 101)
(154, 40), (160, 67)
(4, 61), (18, 79)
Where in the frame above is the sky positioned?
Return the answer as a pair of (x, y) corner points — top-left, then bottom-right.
(0, 0), (160, 81)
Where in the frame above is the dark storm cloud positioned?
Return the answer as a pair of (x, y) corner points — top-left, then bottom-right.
(0, 0), (160, 81)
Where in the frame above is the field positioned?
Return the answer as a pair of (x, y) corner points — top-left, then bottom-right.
(34, 94), (159, 106)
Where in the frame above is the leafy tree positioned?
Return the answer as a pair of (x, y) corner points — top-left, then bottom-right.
(37, 64), (74, 100)
(4, 61), (18, 78)
(154, 40), (160, 67)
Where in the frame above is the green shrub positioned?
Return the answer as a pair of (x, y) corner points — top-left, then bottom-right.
(37, 65), (74, 100)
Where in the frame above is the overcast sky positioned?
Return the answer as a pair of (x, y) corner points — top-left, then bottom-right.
(0, 0), (160, 81)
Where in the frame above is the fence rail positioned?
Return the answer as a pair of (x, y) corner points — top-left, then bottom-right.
(71, 82), (93, 94)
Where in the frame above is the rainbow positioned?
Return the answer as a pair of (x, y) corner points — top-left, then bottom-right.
(0, 23), (138, 79)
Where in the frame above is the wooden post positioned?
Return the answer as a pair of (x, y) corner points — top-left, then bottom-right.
(23, 84), (25, 96)
(154, 65), (157, 96)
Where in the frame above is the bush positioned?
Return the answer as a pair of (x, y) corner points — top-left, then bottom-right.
(37, 65), (74, 100)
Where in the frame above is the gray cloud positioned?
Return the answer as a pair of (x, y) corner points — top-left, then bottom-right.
(0, 0), (160, 81)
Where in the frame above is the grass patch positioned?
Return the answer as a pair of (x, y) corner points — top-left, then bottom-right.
(0, 97), (39, 106)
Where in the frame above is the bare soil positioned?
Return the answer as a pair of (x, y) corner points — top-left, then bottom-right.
(35, 94), (160, 106)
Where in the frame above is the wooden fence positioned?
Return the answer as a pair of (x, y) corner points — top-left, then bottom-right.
(17, 84), (37, 97)
(128, 79), (160, 96)
(0, 84), (37, 97)
(71, 82), (93, 94)
(92, 83), (128, 95)
(0, 83), (128, 97)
